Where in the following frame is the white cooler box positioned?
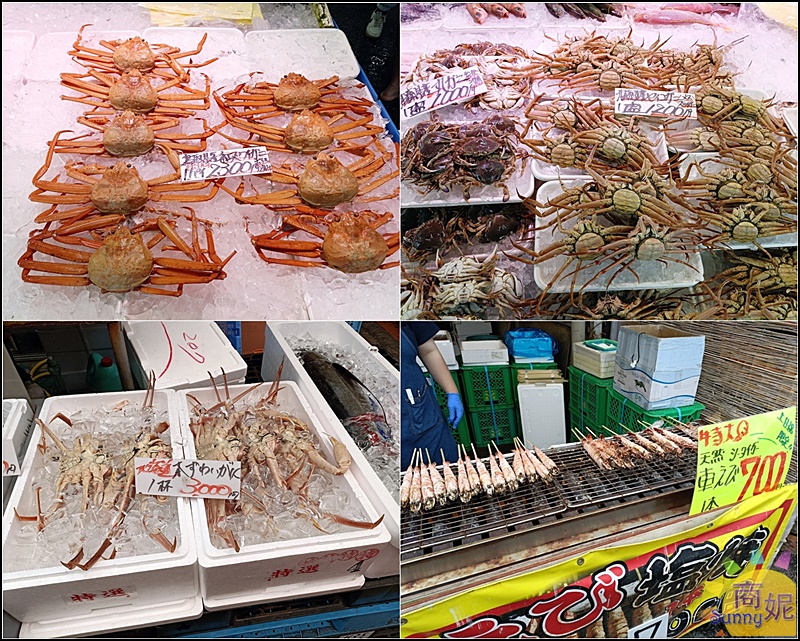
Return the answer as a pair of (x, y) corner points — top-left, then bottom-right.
(178, 380), (391, 609)
(123, 321), (246, 391)
(518, 383), (566, 449)
(3, 399), (34, 515)
(614, 325), (705, 411)
(572, 340), (617, 379)
(459, 339), (509, 365)
(2, 390), (200, 638)
(262, 321), (400, 579)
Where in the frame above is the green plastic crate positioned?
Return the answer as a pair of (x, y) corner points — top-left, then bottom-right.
(468, 405), (519, 447)
(460, 365), (514, 409)
(569, 366), (614, 431)
(605, 388), (705, 433)
(426, 372), (471, 447)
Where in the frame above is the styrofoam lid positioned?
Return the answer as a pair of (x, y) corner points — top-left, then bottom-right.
(123, 321), (246, 390)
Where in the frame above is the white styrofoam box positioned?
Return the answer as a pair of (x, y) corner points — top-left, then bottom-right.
(454, 321), (493, 338)
(434, 331), (458, 368)
(614, 325), (705, 411)
(244, 29), (360, 81)
(572, 341), (618, 379)
(679, 152), (797, 250)
(178, 380), (391, 607)
(123, 321), (246, 391)
(3, 399), (35, 514)
(459, 339), (509, 365)
(535, 179), (705, 293)
(261, 321), (400, 579)
(518, 383), (566, 449)
(2, 390), (198, 625)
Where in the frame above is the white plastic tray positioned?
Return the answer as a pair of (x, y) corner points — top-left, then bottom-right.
(679, 152), (797, 250)
(533, 179), (705, 294)
(401, 163), (532, 208)
(2, 399), (35, 516)
(244, 28), (360, 81)
(261, 321), (400, 579)
(25, 30), (140, 81)
(2, 389), (198, 625)
(177, 380), (391, 609)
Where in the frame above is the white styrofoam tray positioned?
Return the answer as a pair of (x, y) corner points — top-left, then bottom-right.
(2, 399), (35, 515)
(123, 321), (246, 391)
(680, 152), (797, 250)
(533, 179), (705, 294)
(784, 107), (798, 138)
(142, 27), (247, 83)
(244, 29), (360, 81)
(2, 389), (198, 626)
(178, 380), (391, 608)
(261, 321), (400, 579)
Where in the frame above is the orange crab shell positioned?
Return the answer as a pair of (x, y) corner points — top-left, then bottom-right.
(273, 73), (321, 111)
(297, 152), (359, 207)
(103, 111), (156, 156)
(90, 162), (149, 213)
(87, 227), (154, 291)
(112, 37), (156, 72)
(284, 110), (334, 152)
(322, 213), (390, 273)
(108, 70), (158, 113)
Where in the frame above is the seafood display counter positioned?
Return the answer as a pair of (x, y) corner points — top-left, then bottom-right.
(399, 3), (798, 320)
(2, 3), (400, 321)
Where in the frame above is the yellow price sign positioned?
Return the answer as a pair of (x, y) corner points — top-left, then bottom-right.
(691, 407), (796, 515)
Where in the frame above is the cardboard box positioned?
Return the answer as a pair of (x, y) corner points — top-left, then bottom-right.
(614, 325), (704, 411)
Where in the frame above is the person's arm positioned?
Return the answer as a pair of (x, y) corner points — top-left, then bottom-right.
(418, 337), (464, 427)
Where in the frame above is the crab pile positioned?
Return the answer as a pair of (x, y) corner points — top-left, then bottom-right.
(401, 115), (524, 202)
(186, 367), (383, 552)
(6, 383), (178, 573)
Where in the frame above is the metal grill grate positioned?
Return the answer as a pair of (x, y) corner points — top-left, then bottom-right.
(401, 442), (698, 562)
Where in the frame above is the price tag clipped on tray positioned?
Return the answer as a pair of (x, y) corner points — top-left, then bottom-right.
(614, 88), (697, 119)
(2, 439), (20, 477)
(690, 406), (796, 515)
(401, 66), (488, 119)
(135, 457), (241, 500)
(179, 147), (272, 181)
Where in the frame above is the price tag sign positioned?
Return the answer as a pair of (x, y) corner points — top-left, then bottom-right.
(690, 406), (796, 515)
(401, 66), (488, 119)
(179, 147), (272, 181)
(135, 457), (241, 500)
(3, 439), (20, 477)
(614, 88), (697, 119)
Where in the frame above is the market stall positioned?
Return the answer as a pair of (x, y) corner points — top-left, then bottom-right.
(2, 3), (400, 321)
(2, 320), (400, 637)
(398, 3), (798, 320)
(398, 319), (797, 637)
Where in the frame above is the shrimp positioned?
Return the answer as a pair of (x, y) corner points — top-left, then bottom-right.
(471, 443), (494, 496)
(400, 453), (415, 509)
(409, 450), (423, 513)
(427, 449), (448, 507)
(492, 442), (518, 492)
(462, 444), (481, 497)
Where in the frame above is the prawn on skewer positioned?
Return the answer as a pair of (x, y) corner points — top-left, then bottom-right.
(420, 451), (436, 511)
(400, 453), (415, 509)
(409, 450), (423, 513)
(462, 444), (481, 498)
(441, 448), (460, 504)
(427, 449), (448, 507)
(492, 441), (518, 492)
(471, 443), (494, 496)
(454, 447), (471, 504)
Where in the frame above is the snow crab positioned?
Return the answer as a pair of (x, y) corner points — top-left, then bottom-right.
(69, 24), (217, 80)
(30, 132), (219, 225)
(61, 68), (210, 118)
(220, 148), (398, 209)
(51, 110), (214, 157)
(19, 212), (234, 296)
(251, 207), (398, 273)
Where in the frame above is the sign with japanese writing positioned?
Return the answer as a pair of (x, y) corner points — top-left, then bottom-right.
(400, 67), (488, 119)
(614, 88), (697, 119)
(690, 407), (796, 515)
(3, 438), (20, 476)
(135, 457), (241, 500)
(62, 586), (136, 606)
(179, 146), (271, 181)
(401, 483), (797, 638)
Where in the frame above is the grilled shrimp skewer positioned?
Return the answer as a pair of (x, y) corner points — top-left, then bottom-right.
(420, 450), (436, 511)
(471, 443), (494, 496)
(441, 448), (459, 503)
(492, 441), (518, 492)
(427, 449), (448, 507)
(515, 438), (538, 481)
(462, 444), (481, 498)
(486, 445), (507, 494)
(456, 446), (471, 503)
(512, 444), (527, 483)
(409, 450), (423, 513)
(532, 443), (558, 474)
(400, 451), (416, 509)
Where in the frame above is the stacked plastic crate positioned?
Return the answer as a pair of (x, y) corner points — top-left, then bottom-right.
(460, 363), (517, 448)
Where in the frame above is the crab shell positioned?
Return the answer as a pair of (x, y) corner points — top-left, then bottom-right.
(112, 37), (156, 71)
(297, 152), (358, 207)
(108, 70), (158, 113)
(87, 227), (153, 291)
(91, 162), (149, 213)
(103, 110), (156, 157)
(274, 73), (321, 111)
(284, 110), (333, 152)
(322, 213), (389, 273)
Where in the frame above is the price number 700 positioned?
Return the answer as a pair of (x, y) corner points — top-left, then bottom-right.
(737, 451), (788, 500)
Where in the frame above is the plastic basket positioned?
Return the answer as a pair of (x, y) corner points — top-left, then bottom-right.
(426, 372), (471, 447)
(568, 366), (614, 430)
(460, 365), (514, 409)
(605, 388), (705, 433)
(469, 405), (519, 447)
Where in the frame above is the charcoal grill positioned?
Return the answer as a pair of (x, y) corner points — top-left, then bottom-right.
(401, 438), (702, 606)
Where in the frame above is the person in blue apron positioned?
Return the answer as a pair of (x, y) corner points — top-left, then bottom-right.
(401, 321), (463, 469)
